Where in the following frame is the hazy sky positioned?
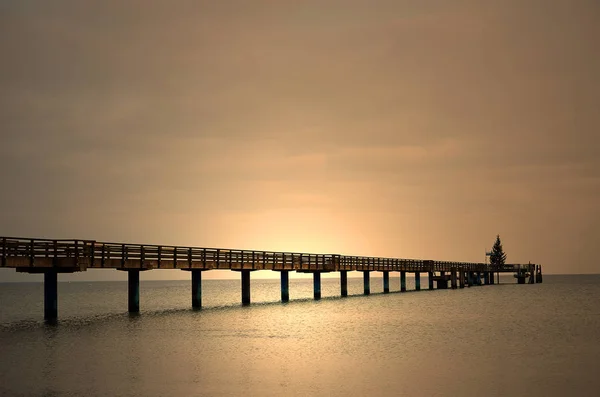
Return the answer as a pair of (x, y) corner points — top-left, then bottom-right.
(1, 0), (599, 281)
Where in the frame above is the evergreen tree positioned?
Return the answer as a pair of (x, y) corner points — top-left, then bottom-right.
(489, 235), (507, 268)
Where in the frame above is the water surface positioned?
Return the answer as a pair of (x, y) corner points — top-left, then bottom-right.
(1, 275), (598, 396)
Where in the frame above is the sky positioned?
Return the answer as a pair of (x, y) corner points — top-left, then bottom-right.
(1, 0), (599, 281)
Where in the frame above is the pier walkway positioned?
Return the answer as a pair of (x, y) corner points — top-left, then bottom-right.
(0, 236), (543, 321)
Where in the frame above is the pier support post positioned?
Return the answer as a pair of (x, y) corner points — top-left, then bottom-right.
(281, 270), (289, 302)
(383, 271), (390, 293)
(241, 270), (251, 305)
(191, 269), (202, 309)
(476, 272), (482, 286)
(313, 272), (321, 300)
(428, 272), (434, 290)
(459, 271), (465, 288)
(44, 270), (58, 322)
(451, 270), (457, 289)
(436, 272), (448, 289)
(128, 270), (140, 313)
(467, 272), (473, 287)
(490, 271), (495, 285)
(363, 271), (370, 295)
(483, 272), (490, 285)
(400, 271), (406, 292)
(340, 270), (348, 297)
(529, 265), (535, 284)
(415, 272), (421, 291)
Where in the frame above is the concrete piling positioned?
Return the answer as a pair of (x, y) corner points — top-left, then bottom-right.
(191, 269), (202, 309)
(459, 271), (465, 288)
(451, 270), (457, 289)
(44, 270), (58, 322)
(340, 270), (348, 297)
(383, 271), (390, 293)
(128, 270), (140, 313)
(529, 265), (535, 284)
(415, 272), (421, 291)
(436, 271), (449, 289)
(363, 271), (370, 295)
(428, 272), (434, 290)
(313, 272), (321, 300)
(281, 270), (289, 302)
(400, 271), (406, 292)
(241, 270), (251, 305)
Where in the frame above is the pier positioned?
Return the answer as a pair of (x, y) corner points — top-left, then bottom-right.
(0, 236), (541, 321)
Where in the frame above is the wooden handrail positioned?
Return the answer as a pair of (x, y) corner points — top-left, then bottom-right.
(0, 236), (532, 272)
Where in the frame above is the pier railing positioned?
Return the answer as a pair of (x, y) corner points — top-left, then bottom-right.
(1, 236), (524, 273)
(1, 237), (337, 271)
(94, 242), (337, 271)
(1, 237), (95, 267)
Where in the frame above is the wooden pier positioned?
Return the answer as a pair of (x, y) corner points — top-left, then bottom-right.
(0, 236), (542, 321)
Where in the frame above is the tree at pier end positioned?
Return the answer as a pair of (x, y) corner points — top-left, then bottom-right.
(489, 235), (507, 269)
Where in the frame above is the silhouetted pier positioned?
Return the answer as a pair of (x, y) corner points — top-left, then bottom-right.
(0, 237), (543, 321)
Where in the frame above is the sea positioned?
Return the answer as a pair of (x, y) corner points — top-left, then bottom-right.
(1, 274), (599, 397)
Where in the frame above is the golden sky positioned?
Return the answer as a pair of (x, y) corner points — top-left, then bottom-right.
(1, 1), (599, 280)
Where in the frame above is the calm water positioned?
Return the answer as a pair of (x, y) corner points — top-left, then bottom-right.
(1, 274), (599, 396)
